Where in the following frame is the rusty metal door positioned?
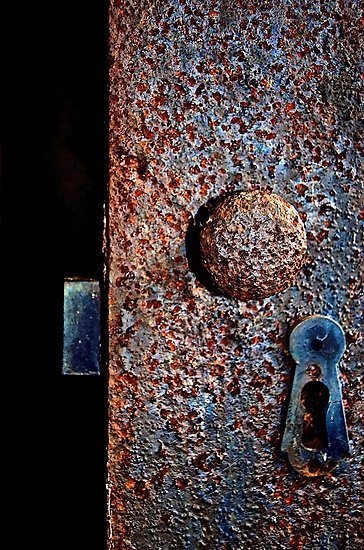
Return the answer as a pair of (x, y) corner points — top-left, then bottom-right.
(108, 1), (363, 548)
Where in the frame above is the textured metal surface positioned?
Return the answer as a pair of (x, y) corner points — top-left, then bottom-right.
(108, 1), (363, 548)
(282, 315), (349, 477)
(63, 279), (101, 375)
(199, 190), (307, 300)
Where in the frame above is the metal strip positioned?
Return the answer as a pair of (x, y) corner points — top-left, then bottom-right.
(63, 278), (101, 375)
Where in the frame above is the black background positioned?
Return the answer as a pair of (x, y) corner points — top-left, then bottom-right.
(2, 2), (108, 547)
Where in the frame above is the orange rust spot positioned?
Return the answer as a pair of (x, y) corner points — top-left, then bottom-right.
(176, 478), (189, 489)
(296, 184), (308, 196)
(227, 377), (241, 397)
(115, 422), (135, 442)
(192, 451), (211, 471)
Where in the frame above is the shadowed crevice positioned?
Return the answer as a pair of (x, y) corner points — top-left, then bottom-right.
(185, 193), (236, 297)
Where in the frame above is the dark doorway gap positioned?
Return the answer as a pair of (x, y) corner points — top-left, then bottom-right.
(2, 2), (108, 548)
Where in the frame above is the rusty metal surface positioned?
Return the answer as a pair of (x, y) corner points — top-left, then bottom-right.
(199, 190), (307, 300)
(108, 1), (363, 548)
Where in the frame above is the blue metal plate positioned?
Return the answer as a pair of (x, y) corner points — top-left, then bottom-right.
(63, 279), (101, 375)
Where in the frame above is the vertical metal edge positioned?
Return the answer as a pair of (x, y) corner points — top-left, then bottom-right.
(103, 187), (112, 545)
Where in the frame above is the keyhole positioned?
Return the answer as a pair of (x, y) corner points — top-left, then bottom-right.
(301, 381), (330, 450)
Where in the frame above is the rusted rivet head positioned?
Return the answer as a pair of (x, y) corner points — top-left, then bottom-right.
(199, 190), (307, 300)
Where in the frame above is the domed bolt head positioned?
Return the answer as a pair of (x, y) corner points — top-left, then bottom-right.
(199, 190), (307, 300)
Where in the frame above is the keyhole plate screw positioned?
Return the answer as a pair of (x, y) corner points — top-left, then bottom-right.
(199, 190), (307, 300)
